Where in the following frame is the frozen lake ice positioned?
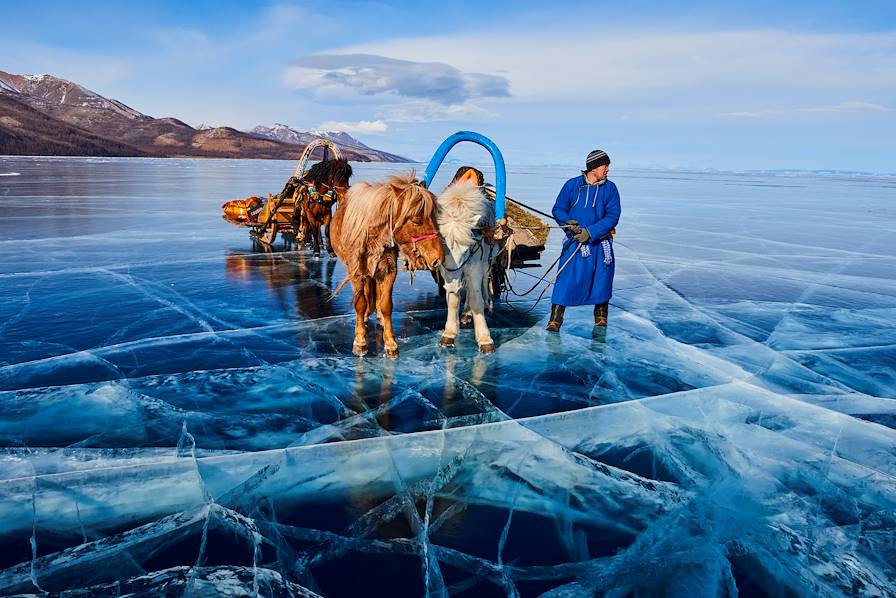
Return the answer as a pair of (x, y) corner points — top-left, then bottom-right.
(0, 156), (894, 596)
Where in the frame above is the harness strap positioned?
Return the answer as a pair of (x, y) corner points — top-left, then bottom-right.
(443, 237), (485, 273)
(308, 190), (336, 206)
(410, 232), (439, 244)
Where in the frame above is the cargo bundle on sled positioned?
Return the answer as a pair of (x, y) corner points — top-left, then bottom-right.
(483, 185), (548, 269)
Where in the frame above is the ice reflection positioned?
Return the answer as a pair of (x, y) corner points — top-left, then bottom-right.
(225, 249), (339, 320)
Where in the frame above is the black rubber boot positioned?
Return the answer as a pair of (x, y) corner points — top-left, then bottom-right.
(546, 304), (565, 332)
(594, 303), (608, 327)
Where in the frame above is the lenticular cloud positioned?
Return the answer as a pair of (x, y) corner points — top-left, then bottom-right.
(286, 53), (510, 104)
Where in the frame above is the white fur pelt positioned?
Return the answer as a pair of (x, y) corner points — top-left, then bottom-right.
(436, 182), (496, 352)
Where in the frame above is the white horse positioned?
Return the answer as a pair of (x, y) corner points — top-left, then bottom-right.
(437, 181), (496, 353)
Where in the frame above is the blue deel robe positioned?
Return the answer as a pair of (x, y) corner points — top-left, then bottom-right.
(550, 176), (621, 306)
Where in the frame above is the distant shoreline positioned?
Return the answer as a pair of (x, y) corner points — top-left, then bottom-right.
(1, 155), (893, 179)
(0, 153), (413, 164)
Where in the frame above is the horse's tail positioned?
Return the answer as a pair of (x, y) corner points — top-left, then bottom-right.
(332, 276), (351, 296)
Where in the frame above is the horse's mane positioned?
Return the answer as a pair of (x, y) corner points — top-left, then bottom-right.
(338, 171), (436, 278)
(438, 182), (494, 252)
(305, 158), (353, 188)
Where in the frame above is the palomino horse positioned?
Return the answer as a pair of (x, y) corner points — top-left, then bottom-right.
(436, 180), (496, 353)
(300, 158), (352, 258)
(331, 173), (444, 358)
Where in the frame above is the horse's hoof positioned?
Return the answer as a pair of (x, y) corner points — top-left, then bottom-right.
(384, 348), (400, 359)
(439, 335), (455, 348)
(352, 343), (367, 357)
(313, 252), (321, 258)
(478, 342), (496, 354)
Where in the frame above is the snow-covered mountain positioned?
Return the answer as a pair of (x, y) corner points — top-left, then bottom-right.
(310, 129), (374, 150)
(0, 71), (146, 121)
(249, 124), (407, 162)
(249, 123), (317, 146)
(0, 78), (19, 93)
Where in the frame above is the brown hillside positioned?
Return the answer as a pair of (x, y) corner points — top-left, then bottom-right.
(0, 94), (150, 157)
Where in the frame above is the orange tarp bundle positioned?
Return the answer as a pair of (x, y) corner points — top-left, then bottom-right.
(222, 196), (263, 224)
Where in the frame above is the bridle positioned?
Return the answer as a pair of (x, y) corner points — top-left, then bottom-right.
(400, 231), (439, 270)
(410, 231), (439, 247)
(384, 180), (441, 270)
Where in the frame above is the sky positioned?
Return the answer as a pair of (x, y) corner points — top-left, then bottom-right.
(1, 0), (895, 172)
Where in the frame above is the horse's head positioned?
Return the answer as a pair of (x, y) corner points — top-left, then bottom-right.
(389, 177), (444, 271)
(306, 159), (352, 188)
(304, 158), (353, 203)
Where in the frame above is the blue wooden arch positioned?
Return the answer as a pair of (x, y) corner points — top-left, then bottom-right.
(422, 131), (507, 221)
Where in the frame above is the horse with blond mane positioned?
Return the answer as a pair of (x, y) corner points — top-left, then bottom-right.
(436, 179), (496, 352)
(330, 173), (444, 358)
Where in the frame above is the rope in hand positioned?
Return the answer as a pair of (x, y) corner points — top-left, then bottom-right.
(479, 185), (598, 314)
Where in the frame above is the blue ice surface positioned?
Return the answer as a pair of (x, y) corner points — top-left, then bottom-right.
(0, 156), (894, 596)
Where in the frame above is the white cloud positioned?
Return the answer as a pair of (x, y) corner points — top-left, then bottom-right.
(335, 29), (896, 105)
(284, 54), (509, 104)
(316, 119), (388, 134)
(283, 54), (508, 125)
(378, 101), (496, 123)
(799, 100), (890, 113)
(724, 100), (890, 119)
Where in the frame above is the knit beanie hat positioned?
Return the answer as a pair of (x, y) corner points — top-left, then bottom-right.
(585, 149), (611, 171)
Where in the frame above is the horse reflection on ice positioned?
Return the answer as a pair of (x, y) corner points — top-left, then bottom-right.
(224, 248), (338, 320)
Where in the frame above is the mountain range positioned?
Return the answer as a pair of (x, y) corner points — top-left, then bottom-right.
(0, 70), (409, 162)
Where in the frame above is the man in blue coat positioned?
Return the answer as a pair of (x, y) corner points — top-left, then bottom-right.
(546, 149), (621, 331)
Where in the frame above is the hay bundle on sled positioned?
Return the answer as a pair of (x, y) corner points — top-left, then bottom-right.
(494, 194), (549, 266)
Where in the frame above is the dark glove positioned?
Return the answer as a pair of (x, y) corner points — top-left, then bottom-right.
(573, 227), (591, 243)
(564, 220), (582, 237)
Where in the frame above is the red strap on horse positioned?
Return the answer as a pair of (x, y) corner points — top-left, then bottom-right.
(410, 232), (440, 244)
